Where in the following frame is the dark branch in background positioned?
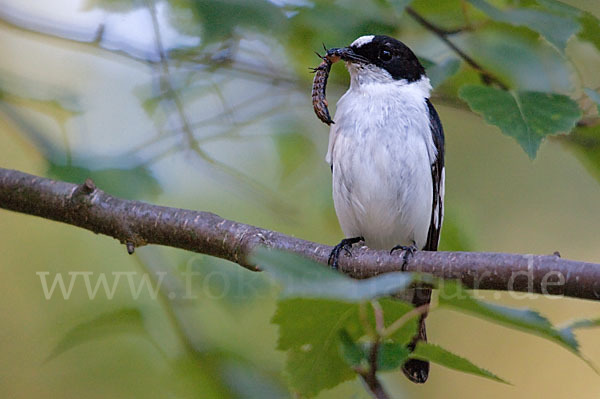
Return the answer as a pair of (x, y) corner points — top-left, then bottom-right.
(2, 167), (600, 301)
(0, 13), (476, 119)
(405, 7), (509, 90)
(359, 310), (388, 399)
(143, 0), (292, 215)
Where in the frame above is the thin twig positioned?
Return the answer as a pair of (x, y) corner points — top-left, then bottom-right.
(368, 340), (381, 383)
(358, 339), (390, 399)
(144, 0), (294, 215)
(405, 7), (509, 90)
(359, 303), (377, 339)
(382, 304), (430, 338)
(371, 301), (385, 335)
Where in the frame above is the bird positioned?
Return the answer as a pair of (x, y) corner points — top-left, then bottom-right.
(325, 35), (445, 383)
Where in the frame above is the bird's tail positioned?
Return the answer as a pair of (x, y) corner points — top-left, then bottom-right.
(401, 286), (431, 383)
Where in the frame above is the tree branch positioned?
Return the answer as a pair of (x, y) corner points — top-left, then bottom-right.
(1, 167), (600, 301)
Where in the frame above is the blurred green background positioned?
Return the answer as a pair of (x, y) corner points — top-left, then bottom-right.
(1, 0), (600, 397)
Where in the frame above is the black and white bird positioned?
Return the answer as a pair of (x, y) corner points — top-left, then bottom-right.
(325, 35), (445, 383)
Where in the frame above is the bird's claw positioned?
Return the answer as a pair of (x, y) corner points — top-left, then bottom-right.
(390, 243), (418, 271)
(328, 237), (364, 270)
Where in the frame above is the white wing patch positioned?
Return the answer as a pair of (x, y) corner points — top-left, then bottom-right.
(351, 35), (375, 48)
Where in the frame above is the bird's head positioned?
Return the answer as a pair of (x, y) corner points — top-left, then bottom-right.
(328, 35), (427, 87)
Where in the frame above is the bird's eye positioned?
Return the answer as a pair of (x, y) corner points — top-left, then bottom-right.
(379, 49), (392, 61)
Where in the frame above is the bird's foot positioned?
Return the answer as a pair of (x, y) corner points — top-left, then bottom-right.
(328, 236), (364, 270)
(390, 243), (418, 271)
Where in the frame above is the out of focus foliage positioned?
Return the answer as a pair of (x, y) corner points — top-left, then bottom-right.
(2, 0), (600, 398)
(4, 0), (600, 184)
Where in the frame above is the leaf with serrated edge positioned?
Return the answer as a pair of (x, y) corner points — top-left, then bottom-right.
(412, 342), (508, 383)
(438, 280), (580, 352)
(459, 85), (581, 158)
(273, 298), (417, 395)
(272, 299), (361, 396)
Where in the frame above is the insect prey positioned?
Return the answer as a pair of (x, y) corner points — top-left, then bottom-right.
(311, 48), (343, 125)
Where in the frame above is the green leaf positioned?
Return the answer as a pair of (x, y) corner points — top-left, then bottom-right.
(584, 88), (600, 114)
(339, 331), (411, 372)
(378, 299), (419, 346)
(558, 318), (600, 375)
(459, 85), (582, 158)
(467, 0), (580, 52)
(252, 248), (414, 302)
(455, 23), (573, 93)
(426, 58), (461, 89)
(376, 342), (411, 371)
(47, 308), (147, 362)
(273, 298), (416, 396)
(272, 299), (361, 396)
(412, 342), (508, 383)
(338, 329), (366, 368)
(438, 281), (580, 352)
(274, 299), (360, 351)
(559, 318), (600, 350)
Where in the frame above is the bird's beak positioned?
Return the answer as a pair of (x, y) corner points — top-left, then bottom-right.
(326, 47), (368, 64)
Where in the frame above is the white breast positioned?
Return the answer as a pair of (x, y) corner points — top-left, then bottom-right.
(326, 76), (436, 250)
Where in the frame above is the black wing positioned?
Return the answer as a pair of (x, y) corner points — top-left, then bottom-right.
(401, 99), (445, 383)
(423, 99), (445, 251)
